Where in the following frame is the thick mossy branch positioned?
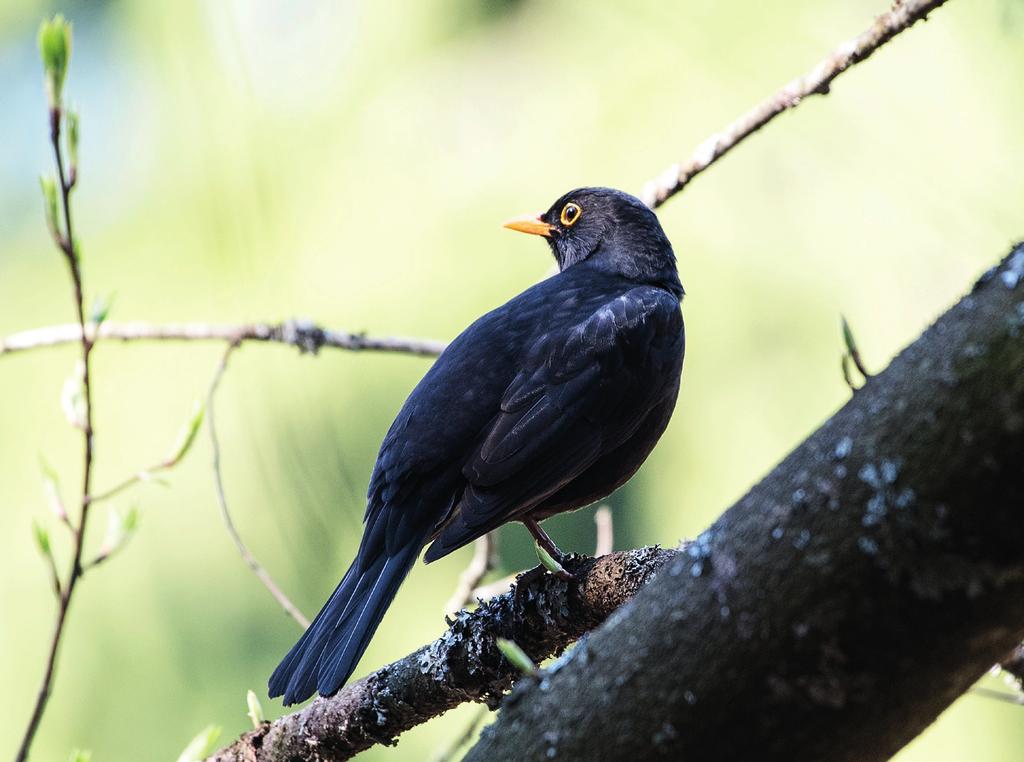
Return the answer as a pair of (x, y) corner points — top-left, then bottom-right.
(208, 547), (676, 762)
(467, 245), (1024, 761)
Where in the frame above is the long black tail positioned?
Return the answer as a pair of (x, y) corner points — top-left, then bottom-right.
(268, 538), (423, 705)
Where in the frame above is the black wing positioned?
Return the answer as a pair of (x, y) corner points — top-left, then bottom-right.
(424, 286), (682, 561)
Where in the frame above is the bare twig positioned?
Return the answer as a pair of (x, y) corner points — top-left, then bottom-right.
(0, 320), (446, 358)
(206, 342), (311, 630)
(593, 506), (613, 556)
(639, 0), (951, 208)
(87, 468), (165, 506)
(444, 534), (499, 617)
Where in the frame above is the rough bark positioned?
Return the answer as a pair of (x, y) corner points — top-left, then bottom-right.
(208, 547), (676, 761)
(466, 245), (1024, 761)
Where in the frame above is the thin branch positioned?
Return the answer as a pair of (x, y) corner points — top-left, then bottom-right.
(0, 320), (446, 358)
(16, 100), (96, 762)
(206, 547), (677, 762)
(639, 0), (951, 208)
(444, 534), (499, 617)
(206, 342), (311, 630)
(87, 468), (164, 506)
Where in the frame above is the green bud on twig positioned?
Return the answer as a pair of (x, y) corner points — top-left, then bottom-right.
(39, 175), (60, 239)
(32, 521), (51, 557)
(67, 750), (91, 762)
(90, 292), (114, 326)
(66, 108), (80, 184)
(60, 360), (87, 430)
(165, 400), (205, 467)
(92, 505), (140, 566)
(175, 725), (222, 762)
(38, 15), (72, 110)
(32, 520), (62, 597)
(246, 689), (264, 728)
(496, 637), (538, 676)
(38, 457), (68, 524)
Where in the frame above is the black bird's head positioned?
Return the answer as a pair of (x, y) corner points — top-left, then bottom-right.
(504, 187), (683, 298)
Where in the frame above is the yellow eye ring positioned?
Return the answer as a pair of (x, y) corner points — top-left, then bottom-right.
(560, 202), (582, 227)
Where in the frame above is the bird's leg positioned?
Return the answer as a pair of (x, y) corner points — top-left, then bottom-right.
(523, 517), (573, 580)
(523, 517), (565, 560)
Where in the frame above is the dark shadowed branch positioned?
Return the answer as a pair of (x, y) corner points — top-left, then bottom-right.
(465, 247), (1024, 761)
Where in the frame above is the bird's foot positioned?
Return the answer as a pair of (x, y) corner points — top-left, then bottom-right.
(534, 542), (574, 581)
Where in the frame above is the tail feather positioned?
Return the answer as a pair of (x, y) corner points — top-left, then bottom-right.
(268, 541), (422, 705)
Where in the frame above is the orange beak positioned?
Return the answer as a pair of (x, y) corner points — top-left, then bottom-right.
(503, 213), (553, 238)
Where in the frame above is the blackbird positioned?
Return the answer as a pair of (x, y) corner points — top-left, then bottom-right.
(269, 187), (685, 705)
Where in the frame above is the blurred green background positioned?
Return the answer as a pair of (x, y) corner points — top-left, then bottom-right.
(2, 0), (1022, 759)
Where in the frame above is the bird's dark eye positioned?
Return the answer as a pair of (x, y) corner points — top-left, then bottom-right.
(560, 202), (582, 227)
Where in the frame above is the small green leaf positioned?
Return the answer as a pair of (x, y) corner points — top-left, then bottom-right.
(166, 400), (205, 466)
(840, 314), (871, 380)
(90, 292), (114, 326)
(67, 750), (91, 762)
(40, 175), (59, 235)
(246, 689), (264, 728)
(38, 15), (72, 108)
(840, 314), (858, 357)
(496, 638), (537, 676)
(32, 521), (52, 556)
(175, 724), (221, 762)
(534, 542), (568, 578)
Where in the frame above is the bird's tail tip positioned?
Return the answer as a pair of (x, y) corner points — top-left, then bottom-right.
(267, 542), (422, 706)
